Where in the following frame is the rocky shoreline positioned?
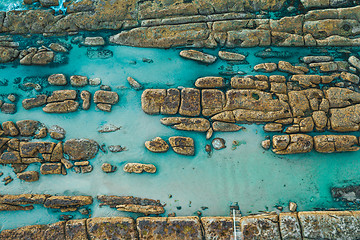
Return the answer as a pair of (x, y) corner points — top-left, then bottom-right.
(2, 210), (360, 239)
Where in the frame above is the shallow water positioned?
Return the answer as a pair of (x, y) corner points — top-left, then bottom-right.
(0, 42), (359, 230)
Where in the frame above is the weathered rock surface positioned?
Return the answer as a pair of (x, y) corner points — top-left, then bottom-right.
(127, 76), (143, 90)
(180, 50), (217, 64)
(49, 125), (66, 140)
(202, 89), (226, 116)
(179, 88), (201, 116)
(279, 212), (301, 239)
(195, 77), (225, 88)
(40, 163), (63, 175)
(80, 90), (91, 110)
(93, 90), (119, 105)
(160, 117), (210, 132)
(87, 217), (138, 239)
(17, 171), (39, 182)
(43, 100), (79, 113)
(141, 89), (166, 115)
(63, 139), (99, 161)
(1, 103), (16, 114)
(264, 123), (283, 132)
(117, 204), (164, 215)
(22, 95), (47, 110)
(254, 63), (277, 72)
(145, 137), (169, 153)
(65, 219), (87, 240)
(212, 121), (244, 132)
(169, 136), (195, 156)
(218, 51), (245, 61)
(16, 120), (40, 136)
(272, 134), (313, 154)
(70, 75), (88, 87)
(84, 37), (105, 46)
(47, 90), (77, 103)
(314, 135), (359, 153)
(202, 217), (237, 240)
(48, 74), (67, 86)
(2, 121), (19, 136)
(240, 213), (281, 240)
(101, 163), (116, 173)
(43, 196), (92, 209)
(123, 163), (156, 174)
(98, 195), (162, 209)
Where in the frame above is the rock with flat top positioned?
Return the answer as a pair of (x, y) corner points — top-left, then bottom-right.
(123, 163), (156, 174)
(195, 77), (224, 88)
(94, 90), (119, 105)
(43, 101), (79, 113)
(17, 171), (39, 182)
(70, 75), (88, 87)
(218, 51), (245, 61)
(87, 217), (137, 239)
(160, 117), (210, 132)
(272, 134), (313, 154)
(117, 204), (164, 215)
(145, 137), (169, 153)
(169, 136), (194, 156)
(22, 95), (47, 110)
(63, 139), (99, 161)
(84, 37), (105, 46)
(16, 120), (40, 136)
(48, 74), (67, 86)
(180, 50), (216, 64)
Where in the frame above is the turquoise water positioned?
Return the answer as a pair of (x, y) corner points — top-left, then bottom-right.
(0, 42), (359, 230)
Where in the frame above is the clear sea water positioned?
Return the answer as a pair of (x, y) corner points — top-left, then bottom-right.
(0, 38), (359, 230)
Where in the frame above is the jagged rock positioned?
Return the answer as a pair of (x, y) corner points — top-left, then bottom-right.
(145, 137), (169, 153)
(108, 145), (126, 152)
(61, 158), (73, 169)
(87, 217), (137, 239)
(180, 50), (216, 64)
(40, 163), (63, 175)
(262, 139), (271, 150)
(212, 138), (226, 150)
(137, 217), (202, 239)
(240, 213), (281, 239)
(22, 95), (47, 110)
(84, 37), (105, 46)
(43, 100), (79, 113)
(169, 136), (194, 156)
(202, 89), (226, 116)
(179, 88), (201, 117)
(48, 74), (67, 86)
(101, 163), (116, 173)
(117, 204), (164, 215)
(314, 135), (359, 153)
(70, 75), (88, 87)
(63, 139), (99, 161)
(16, 120), (40, 136)
(272, 134), (313, 154)
(127, 77), (143, 90)
(49, 125), (66, 140)
(49, 43), (68, 53)
(80, 90), (91, 110)
(17, 171), (39, 182)
(160, 117), (210, 132)
(301, 56), (333, 63)
(278, 61), (305, 74)
(254, 63), (277, 72)
(2, 121), (19, 136)
(212, 122), (244, 132)
(289, 202), (297, 212)
(340, 71), (359, 84)
(194, 77), (225, 88)
(44, 196), (92, 209)
(264, 123), (283, 132)
(348, 56), (360, 71)
(94, 90), (119, 105)
(123, 163), (156, 174)
(161, 89), (180, 115)
(218, 51), (245, 61)
(141, 89), (166, 114)
(1, 103), (16, 114)
(98, 124), (121, 133)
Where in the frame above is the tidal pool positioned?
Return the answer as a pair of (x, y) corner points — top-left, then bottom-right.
(0, 43), (359, 230)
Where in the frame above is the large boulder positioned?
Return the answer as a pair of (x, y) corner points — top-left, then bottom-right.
(179, 88), (201, 117)
(47, 90), (77, 103)
(329, 104), (360, 131)
(201, 89), (225, 116)
(63, 139), (99, 160)
(169, 136), (195, 156)
(43, 100), (79, 113)
(17, 171), (39, 182)
(40, 163), (63, 175)
(141, 89), (166, 115)
(70, 75), (88, 87)
(180, 50), (216, 64)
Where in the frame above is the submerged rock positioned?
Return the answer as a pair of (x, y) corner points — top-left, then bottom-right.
(49, 125), (66, 140)
(98, 124), (121, 133)
(86, 49), (113, 59)
(212, 138), (226, 150)
(123, 163), (156, 174)
(108, 145), (127, 152)
(180, 50), (217, 64)
(1, 103), (16, 114)
(127, 77), (143, 90)
(16, 120), (40, 137)
(49, 43), (68, 53)
(145, 137), (169, 153)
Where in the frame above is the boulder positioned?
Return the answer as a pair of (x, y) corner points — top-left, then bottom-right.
(80, 90), (91, 110)
(0, 204), (34, 211)
(212, 138), (226, 150)
(0, 152), (22, 164)
(31, 51), (54, 65)
(264, 123), (283, 132)
(40, 163), (63, 174)
(93, 90), (119, 105)
(179, 88), (201, 117)
(160, 117), (210, 132)
(0, 47), (19, 63)
(301, 56), (333, 63)
(11, 163), (29, 173)
(218, 51), (245, 61)
(16, 120), (40, 136)
(290, 75), (321, 87)
(98, 124), (121, 133)
(254, 63), (277, 72)
(49, 43), (68, 53)
(44, 196), (93, 209)
(340, 71), (359, 84)
(179, 50), (216, 64)
(96, 103), (112, 112)
(194, 77), (225, 88)
(108, 145), (126, 152)
(63, 139), (99, 160)
(127, 77), (143, 90)
(137, 217), (202, 239)
(145, 137), (169, 153)
(329, 104), (360, 131)
(312, 111), (327, 131)
(348, 56), (360, 71)
(101, 163), (116, 173)
(226, 30), (271, 47)
(169, 136), (195, 156)
(43, 100), (79, 113)
(1, 103), (16, 114)
(278, 61), (305, 74)
(84, 37), (105, 46)
(50, 142), (63, 162)
(0, 194), (48, 205)
(161, 88), (180, 115)
(314, 135), (359, 153)
(123, 163), (156, 174)
(47, 90), (77, 103)
(22, 95), (47, 110)
(97, 195), (162, 208)
(299, 117), (314, 132)
(324, 87), (360, 108)
(288, 91), (310, 117)
(20, 142), (55, 158)
(240, 213), (281, 240)
(70, 75), (88, 87)
(141, 89), (166, 114)
(117, 204), (164, 215)
(261, 139), (271, 150)
(273, 134), (313, 154)
(230, 76), (268, 90)
(212, 121), (244, 132)
(87, 217), (137, 239)
(49, 125), (66, 140)
(201, 89), (225, 116)
(17, 171), (39, 182)
(2, 121), (19, 136)
(48, 74), (67, 86)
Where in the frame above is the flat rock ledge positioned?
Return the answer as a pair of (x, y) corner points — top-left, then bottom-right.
(2, 211), (360, 239)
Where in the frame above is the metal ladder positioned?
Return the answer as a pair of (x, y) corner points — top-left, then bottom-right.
(231, 204), (242, 240)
